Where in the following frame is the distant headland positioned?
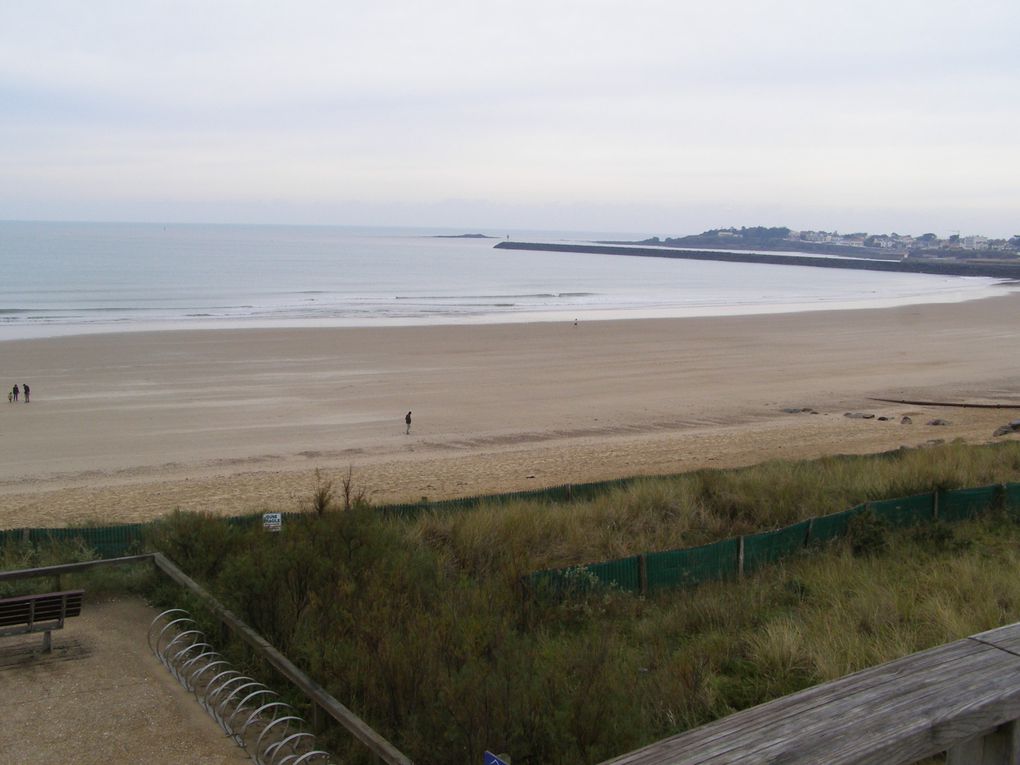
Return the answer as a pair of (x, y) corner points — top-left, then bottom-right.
(431, 233), (496, 239)
(599, 226), (1020, 259)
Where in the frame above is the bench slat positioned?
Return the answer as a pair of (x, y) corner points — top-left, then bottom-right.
(0, 590), (85, 629)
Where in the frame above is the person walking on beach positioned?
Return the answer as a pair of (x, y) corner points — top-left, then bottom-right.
(11, 384), (18, 403)
(405, 411), (412, 435)
(22, 383), (29, 403)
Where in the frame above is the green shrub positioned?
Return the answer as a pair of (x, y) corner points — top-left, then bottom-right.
(133, 442), (1020, 763)
(846, 510), (889, 557)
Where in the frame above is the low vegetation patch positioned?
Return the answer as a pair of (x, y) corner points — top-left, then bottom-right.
(136, 441), (1020, 764)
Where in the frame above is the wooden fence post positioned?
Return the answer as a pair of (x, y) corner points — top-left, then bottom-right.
(933, 490), (939, 521)
(638, 555), (648, 596)
(737, 536), (745, 579)
(947, 720), (1020, 765)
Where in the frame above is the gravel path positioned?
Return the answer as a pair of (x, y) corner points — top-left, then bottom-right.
(1, 596), (250, 765)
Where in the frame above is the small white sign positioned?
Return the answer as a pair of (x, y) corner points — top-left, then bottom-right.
(263, 512), (282, 532)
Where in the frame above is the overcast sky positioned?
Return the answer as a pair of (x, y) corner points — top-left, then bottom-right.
(2, 1), (1017, 237)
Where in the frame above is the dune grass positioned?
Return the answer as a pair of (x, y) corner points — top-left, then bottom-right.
(134, 440), (1020, 764)
(410, 440), (1020, 577)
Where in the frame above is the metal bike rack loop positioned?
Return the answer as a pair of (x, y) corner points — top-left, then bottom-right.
(148, 608), (336, 764)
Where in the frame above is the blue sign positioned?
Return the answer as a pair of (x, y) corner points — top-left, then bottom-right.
(484, 752), (509, 765)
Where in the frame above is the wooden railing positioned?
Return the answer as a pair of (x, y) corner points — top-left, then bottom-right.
(599, 622), (1020, 765)
(0, 554), (413, 765)
(9, 556), (1020, 764)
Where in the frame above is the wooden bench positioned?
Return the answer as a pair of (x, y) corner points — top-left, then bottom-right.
(599, 621), (1020, 765)
(0, 590), (84, 652)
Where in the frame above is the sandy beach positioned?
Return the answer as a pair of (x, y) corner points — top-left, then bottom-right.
(3, 293), (1020, 529)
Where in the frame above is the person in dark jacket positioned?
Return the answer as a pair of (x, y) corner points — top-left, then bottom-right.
(405, 411), (412, 434)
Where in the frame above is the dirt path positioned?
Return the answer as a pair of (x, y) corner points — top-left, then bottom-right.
(1, 597), (250, 765)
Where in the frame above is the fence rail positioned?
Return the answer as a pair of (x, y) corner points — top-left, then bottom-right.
(599, 620), (1020, 765)
(0, 554), (412, 765)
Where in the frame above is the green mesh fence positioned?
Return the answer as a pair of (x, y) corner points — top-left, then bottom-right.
(743, 521), (811, 574)
(6, 482), (1020, 593)
(225, 513), (264, 529)
(0, 528), (23, 550)
(20, 524), (146, 558)
(646, 538), (740, 591)
(1006, 484), (1020, 511)
(869, 493), (935, 528)
(808, 506), (865, 546)
(587, 557), (641, 591)
(527, 482), (1020, 596)
(939, 485), (1002, 523)
(528, 556), (641, 597)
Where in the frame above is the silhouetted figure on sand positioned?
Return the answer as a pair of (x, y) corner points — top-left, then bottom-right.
(11, 384), (18, 403)
(22, 383), (30, 403)
(405, 411), (412, 434)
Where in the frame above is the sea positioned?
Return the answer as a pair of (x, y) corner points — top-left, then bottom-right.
(1, 221), (1015, 341)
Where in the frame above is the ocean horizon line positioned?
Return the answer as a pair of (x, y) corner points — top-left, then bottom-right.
(1, 221), (1016, 342)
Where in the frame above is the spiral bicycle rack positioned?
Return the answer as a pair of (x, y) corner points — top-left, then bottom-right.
(149, 608), (335, 764)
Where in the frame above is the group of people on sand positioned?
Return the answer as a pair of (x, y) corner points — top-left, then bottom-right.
(8, 383), (29, 404)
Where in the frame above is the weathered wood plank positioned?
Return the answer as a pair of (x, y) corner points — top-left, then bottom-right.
(946, 722), (1020, 765)
(610, 640), (993, 763)
(614, 664), (1020, 764)
(0, 554), (154, 583)
(973, 623), (1020, 656)
(600, 626), (1020, 765)
(0, 590), (85, 624)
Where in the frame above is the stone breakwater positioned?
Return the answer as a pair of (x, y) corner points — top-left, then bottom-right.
(494, 241), (1020, 280)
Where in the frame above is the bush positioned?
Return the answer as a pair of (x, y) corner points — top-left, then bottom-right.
(139, 443), (1020, 764)
(846, 510), (889, 557)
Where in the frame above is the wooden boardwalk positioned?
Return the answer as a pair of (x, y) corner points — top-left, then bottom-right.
(601, 623), (1020, 765)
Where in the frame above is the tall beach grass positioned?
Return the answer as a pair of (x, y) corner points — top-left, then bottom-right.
(131, 440), (1020, 763)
